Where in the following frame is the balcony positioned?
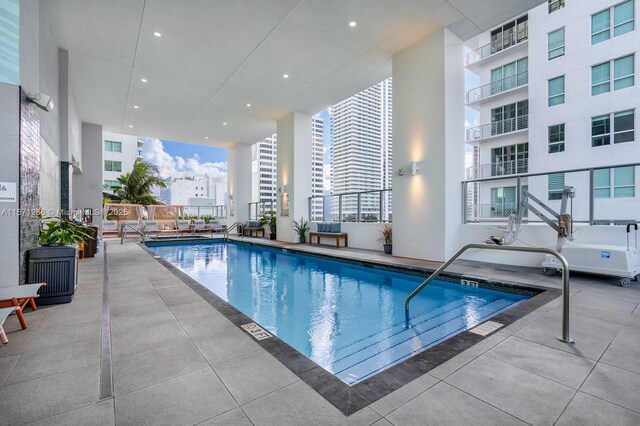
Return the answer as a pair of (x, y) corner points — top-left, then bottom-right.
(466, 115), (528, 142)
(466, 158), (528, 180)
(465, 26), (528, 67)
(466, 72), (528, 105)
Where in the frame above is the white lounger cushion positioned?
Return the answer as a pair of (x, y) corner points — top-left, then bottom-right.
(0, 283), (44, 301)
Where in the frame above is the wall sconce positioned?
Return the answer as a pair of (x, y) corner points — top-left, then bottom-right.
(279, 185), (287, 193)
(411, 161), (419, 176)
(229, 194), (233, 201)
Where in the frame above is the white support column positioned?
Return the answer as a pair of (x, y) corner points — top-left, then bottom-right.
(392, 28), (465, 261)
(276, 111), (312, 243)
(226, 143), (252, 224)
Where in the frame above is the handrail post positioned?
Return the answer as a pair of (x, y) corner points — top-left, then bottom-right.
(404, 244), (573, 343)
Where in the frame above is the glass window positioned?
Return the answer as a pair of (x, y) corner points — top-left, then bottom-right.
(491, 186), (516, 217)
(548, 76), (565, 106)
(614, 54), (635, 90)
(104, 160), (122, 172)
(592, 62), (611, 95)
(594, 168), (611, 198)
(614, 166), (635, 197)
(548, 28), (565, 59)
(614, 110), (635, 143)
(614, 0), (635, 36)
(592, 115), (611, 146)
(103, 180), (121, 191)
(548, 173), (565, 200)
(549, 124), (565, 153)
(549, 0), (565, 13)
(592, 9), (611, 44)
(104, 140), (122, 152)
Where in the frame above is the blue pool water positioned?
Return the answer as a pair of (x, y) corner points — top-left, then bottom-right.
(148, 241), (529, 385)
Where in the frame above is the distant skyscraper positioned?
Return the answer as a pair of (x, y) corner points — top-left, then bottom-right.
(330, 78), (393, 221)
(311, 115), (325, 219)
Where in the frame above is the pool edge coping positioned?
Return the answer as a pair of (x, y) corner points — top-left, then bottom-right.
(138, 241), (562, 416)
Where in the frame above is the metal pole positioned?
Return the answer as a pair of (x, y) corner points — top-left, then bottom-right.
(357, 193), (361, 222)
(462, 182), (468, 224)
(404, 243), (573, 343)
(589, 169), (594, 226)
(380, 190), (383, 222)
(338, 195), (342, 222)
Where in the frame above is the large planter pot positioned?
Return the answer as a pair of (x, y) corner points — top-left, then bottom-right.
(299, 235), (306, 244)
(383, 244), (392, 255)
(27, 245), (78, 305)
(270, 233), (276, 240)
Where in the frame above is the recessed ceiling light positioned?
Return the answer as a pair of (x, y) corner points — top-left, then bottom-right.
(349, 21), (357, 27)
(128, 124), (134, 128)
(153, 32), (162, 37)
(140, 78), (148, 83)
(246, 103), (252, 107)
(133, 105), (139, 109)
(204, 136), (209, 140)
(283, 74), (289, 79)
(222, 122), (228, 126)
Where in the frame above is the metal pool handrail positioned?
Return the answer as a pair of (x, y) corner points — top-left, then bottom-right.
(120, 223), (147, 244)
(404, 244), (573, 343)
(224, 222), (242, 240)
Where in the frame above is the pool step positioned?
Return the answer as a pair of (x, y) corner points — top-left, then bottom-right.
(328, 297), (517, 384)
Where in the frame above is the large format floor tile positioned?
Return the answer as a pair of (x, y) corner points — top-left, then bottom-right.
(28, 400), (115, 426)
(600, 325), (640, 375)
(111, 321), (191, 359)
(555, 392), (640, 426)
(580, 363), (640, 413)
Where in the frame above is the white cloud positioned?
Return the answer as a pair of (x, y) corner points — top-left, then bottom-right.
(143, 138), (227, 186)
(323, 164), (332, 192)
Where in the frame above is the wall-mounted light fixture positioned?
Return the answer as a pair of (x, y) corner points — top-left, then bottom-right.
(28, 93), (54, 112)
(411, 161), (419, 176)
(279, 185), (287, 193)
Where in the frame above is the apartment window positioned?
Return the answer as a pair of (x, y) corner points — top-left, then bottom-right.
(592, 110), (635, 146)
(103, 180), (120, 191)
(594, 167), (635, 197)
(490, 186), (516, 217)
(548, 76), (565, 106)
(549, 0), (565, 13)
(490, 15), (528, 54)
(548, 124), (565, 153)
(491, 143), (528, 175)
(592, 55), (635, 95)
(104, 160), (122, 172)
(490, 58), (528, 94)
(592, 0), (635, 44)
(548, 173), (565, 200)
(104, 140), (122, 152)
(548, 28), (565, 59)
(491, 100), (528, 136)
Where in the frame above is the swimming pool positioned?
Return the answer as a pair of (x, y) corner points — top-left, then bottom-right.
(148, 241), (530, 385)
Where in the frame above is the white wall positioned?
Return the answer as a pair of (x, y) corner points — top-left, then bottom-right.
(310, 222), (387, 251)
(73, 123), (103, 226)
(227, 144), (252, 223)
(40, 141), (60, 212)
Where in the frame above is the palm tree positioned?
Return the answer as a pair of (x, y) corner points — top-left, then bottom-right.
(114, 162), (167, 205)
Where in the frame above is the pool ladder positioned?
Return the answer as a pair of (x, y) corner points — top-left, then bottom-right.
(404, 243), (573, 343)
(223, 222), (242, 241)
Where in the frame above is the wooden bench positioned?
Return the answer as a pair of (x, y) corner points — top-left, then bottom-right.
(309, 223), (348, 247)
(244, 221), (265, 237)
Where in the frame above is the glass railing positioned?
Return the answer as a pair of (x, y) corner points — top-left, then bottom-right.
(466, 115), (528, 142)
(463, 163), (640, 224)
(465, 26), (529, 65)
(466, 158), (528, 180)
(466, 72), (528, 104)
(308, 189), (392, 223)
(248, 200), (276, 221)
(183, 205), (226, 218)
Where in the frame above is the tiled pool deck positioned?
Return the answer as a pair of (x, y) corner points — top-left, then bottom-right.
(1, 238), (640, 425)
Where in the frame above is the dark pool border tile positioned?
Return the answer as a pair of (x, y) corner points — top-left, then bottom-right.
(139, 242), (561, 416)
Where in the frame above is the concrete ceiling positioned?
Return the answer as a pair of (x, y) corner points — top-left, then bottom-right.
(43, 0), (545, 147)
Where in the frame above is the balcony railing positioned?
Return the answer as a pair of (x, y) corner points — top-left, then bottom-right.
(463, 162), (640, 224)
(466, 115), (528, 142)
(183, 205), (226, 218)
(248, 200), (276, 221)
(466, 72), (528, 104)
(465, 26), (529, 66)
(466, 158), (528, 180)
(548, 0), (565, 13)
(308, 189), (392, 223)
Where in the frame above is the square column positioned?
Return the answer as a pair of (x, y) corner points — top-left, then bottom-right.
(392, 28), (465, 261)
(227, 143), (252, 224)
(276, 111), (312, 243)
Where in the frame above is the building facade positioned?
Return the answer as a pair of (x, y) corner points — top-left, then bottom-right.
(465, 0), (639, 225)
(330, 78), (393, 221)
(168, 174), (225, 207)
(102, 131), (144, 193)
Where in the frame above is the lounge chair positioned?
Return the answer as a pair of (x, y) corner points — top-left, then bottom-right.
(193, 220), (212, 233)
(176, 220), (192, 233)
(0, 283), (46, 330)
(121, 220), (142, 236)
(102, 220), (118, 237)
(144, 220), (161, 235)
(209, 220), (226, 233)
(0, 307), (16, 344)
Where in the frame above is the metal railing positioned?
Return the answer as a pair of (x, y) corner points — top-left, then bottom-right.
(308, 189), (392, 223)
(120, 223), (147, 244)
(463, 162), (640, 224)
(224, 222), (242, 240)
(466, 115), (528, 142)
(248, 200), (275, 221)
(404, 243), (573, 343)
(548, 0), (565, 13)
(466, 72), (528, 104)
(183, 205), (226, 218)
(466, 158), (528, 180)
(465, 26), (529, 65)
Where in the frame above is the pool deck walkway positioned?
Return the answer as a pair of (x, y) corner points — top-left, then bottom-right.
(1, 238), (639, 425)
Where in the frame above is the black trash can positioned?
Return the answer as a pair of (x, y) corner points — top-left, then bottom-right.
(27, 246), (78, 305)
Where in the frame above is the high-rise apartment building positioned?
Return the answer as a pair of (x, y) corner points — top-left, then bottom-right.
(167, 174), (225, 206)
(464, 0), (639, 224)
(102, 132), (144, 193)
(330, 78), (393, 221)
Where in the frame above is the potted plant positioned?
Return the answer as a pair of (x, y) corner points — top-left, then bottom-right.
(378, 224), (393, 254)
(28, 216), (94, 304)
(260, 210), (277, 240)
(292, 217), (310, 243)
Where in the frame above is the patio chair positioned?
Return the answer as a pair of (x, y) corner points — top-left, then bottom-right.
(176, 219), (192, 233)
(0, 283), (46, 330)
(102, 220), (118, 237)
(144, 220), (161, 235)
(209, 220), (226, 233)
(0, 307), (16, 344)
(193, 219), (212, 233)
